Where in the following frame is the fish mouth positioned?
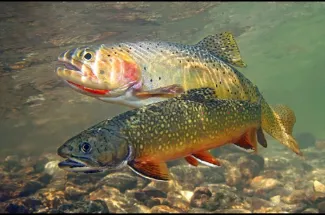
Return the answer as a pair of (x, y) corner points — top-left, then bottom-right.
(56, 59), (138, 97)
(58, 157), (107, 174)
(56, 59), (111, 96)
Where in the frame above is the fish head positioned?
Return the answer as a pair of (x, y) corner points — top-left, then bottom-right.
(57, 127), (132, 173)
(56, 44), (142, 98)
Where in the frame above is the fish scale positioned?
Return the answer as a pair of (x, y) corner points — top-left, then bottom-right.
(57, 87), (265, 181)
(56, 31), (302, 156)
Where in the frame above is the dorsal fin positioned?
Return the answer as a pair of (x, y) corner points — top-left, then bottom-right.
(195, 32), (247, 68)
(176, 87), (217, 102)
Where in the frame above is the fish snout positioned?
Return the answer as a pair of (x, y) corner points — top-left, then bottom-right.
(57, 144), (72, 158)
(58, 48), (77, 61)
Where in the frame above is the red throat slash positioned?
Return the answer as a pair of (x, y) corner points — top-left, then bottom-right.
(67, 81), (109, 95)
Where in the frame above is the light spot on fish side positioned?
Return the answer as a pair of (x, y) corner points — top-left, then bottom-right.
(140, 144), (143, 149)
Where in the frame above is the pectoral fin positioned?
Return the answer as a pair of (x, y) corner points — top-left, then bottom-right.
(134, 84), (184, 99)
(184, 156), (199, 166)
(192, 151), (221, 167)
(128, 159), (170, 181)
(195, 31), (247, 68)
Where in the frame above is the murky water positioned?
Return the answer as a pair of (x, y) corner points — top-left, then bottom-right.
(1, 2), (325, 213)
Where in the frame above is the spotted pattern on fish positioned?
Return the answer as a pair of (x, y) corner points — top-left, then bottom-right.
(57, 32), (302, 156)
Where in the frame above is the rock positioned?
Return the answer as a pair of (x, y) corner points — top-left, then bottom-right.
(237, 154), (264, 182)
(190, 187), (212, 208)
(127, 204), (151, 213)
(150, 205), (180, 213)
(37, 173), (52, 185)
(89, 185), (135, 213)
(144, 179), (182, 194)
(264, 156), (289, 170)
(44, 160), (65, 177)
(250, 197), (273, 210)
(96, 172), (137, 192)
(243, 188), (254, 197)
(3, 155), (23, 172)
(5, 203), (29, 213)
(22, 197), (43, 211)
(136, 176), (151, 189)
(0, 181), (20, 202)
(313, 180), (325, 193)
(170, 164), (225, 189)
(262, 170), (283, 180)
(224, 166), (242, 187)
(58, 200), (109, 213)
(179, 190), (194, 202)
(250, 176), (282, 193)
(280, 202), (308, 213)
(205, 186), (241, 211)
(215, 209), (252, 213)
(270, 195), (281, 204)
(282, 190), (308, 204)
(19, 181), (44, 197)
(318, 201), (325, 213)
(165, 192), (190, 212)
(133, 189), (167, 207)
(219, 152), (247, 163)
(37, 189), (66, 209)
(33, 157), (49, 174)
(302, 208), (319, 213)
(295, 132), (316, 149)
(64, 185), (87, 201)
(187, 208), (211, 213)
(169, 165), (205, 190)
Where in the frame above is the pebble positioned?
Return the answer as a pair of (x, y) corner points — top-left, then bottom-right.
(190, 187), (212, 208)
(57, 200), (109, 213)
(19, 181), (44, 197)
(313, 180), (325, 193)
(96, 172), (138, 192)
(150, 205), (180, 213)
(64, 185), (87, 201)
(250, 176), (282, 193)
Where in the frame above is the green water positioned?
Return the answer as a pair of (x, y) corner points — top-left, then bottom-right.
(0, 2), (324, 157)
(206, 2), (325, 139)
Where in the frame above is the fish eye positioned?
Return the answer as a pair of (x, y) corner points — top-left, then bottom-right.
(80, 142), (92, 153)
(83, 52), (92, 60)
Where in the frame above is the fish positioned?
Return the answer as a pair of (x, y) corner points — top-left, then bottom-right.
(57, 87), (267, 181)
(56, 31), (302, 156)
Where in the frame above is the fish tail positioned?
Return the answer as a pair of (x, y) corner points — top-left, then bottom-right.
(261, 99), (303, 156)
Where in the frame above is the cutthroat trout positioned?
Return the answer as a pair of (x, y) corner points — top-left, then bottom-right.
(57, 87), (267, 181)
(56, 32), (302, 156)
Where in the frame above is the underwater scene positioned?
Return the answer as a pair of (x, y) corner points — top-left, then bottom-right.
(1, 1), (325, 213)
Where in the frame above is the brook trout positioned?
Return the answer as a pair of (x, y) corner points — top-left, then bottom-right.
(56, 32), (302, 156)
(57, 87), (267, 181)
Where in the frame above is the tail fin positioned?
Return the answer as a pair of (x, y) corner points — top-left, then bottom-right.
(261, 100), (303, 156)
(272, 104), (296, 135)
(195, 32), (247, 68)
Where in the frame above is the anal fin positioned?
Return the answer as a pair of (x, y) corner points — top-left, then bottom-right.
(184, 156), (199, 166)
(234, 128), (258, 153)
(134, 84), (184, 99)
(192, 151), (221, 167)
(128, 159), (170, 181)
